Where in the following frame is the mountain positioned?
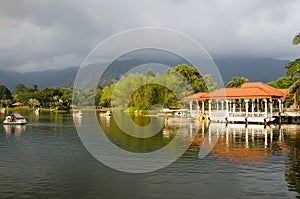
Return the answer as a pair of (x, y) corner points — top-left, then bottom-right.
(0, 57), (290, 91)
(0, 67), (78, 90)
(214, 57), (289, 84)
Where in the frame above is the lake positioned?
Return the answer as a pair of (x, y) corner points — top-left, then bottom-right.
(0, 111), (300, 198)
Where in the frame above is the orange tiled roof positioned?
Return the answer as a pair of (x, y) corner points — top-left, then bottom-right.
(182, 92), (210, 101)
(183, 82), (286, 101)
(241, 82), (284, 96)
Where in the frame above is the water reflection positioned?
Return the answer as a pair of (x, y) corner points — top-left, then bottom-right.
(1, 112), (300, 198)
(192, 123), (290, 163)
(3, 125), (26, 136)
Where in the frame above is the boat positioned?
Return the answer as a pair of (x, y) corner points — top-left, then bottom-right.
(73, 110), (83, 117)
(35, 108), (40, 115)
(99, 111), (111, 116)
(3, 114), (27, 125)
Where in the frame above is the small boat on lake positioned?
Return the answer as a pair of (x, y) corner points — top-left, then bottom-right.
(73, 110), (83, 117)
(35, 108), (40, 115)
(3, 114), (27, 125)
(99, 111), (111, 116)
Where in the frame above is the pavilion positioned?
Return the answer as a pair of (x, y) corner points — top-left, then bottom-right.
(183, 82), (288, 124)
(12, 102), (24, 107)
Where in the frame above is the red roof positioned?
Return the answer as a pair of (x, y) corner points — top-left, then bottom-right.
(12, 102), (24, 106)
(241, 82), (284, 96)
(183, 82), (287, 101)
(183, 92), (210, 101)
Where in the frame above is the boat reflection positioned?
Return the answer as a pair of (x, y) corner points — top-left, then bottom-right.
(73, 114), (82, 127)
(99, 115), (111, 128)
(3, 125), (26, 136)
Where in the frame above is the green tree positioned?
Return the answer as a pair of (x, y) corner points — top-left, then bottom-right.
(100, 83), (116, 107)
(168, 64), (206, 92)
(203, 74), (217, 91)
(95, 84), (103, 106)
(285, 58), (300, 77)
(28, 98), (40, 108)
(292, 32), (300, 45)
(0, 84), (12, 101)
(57, 88), (73, 110)
(36, 88), (61, 107)
(13, 84), (38, 103)
(268, 76), (298, 88)
(226, 76), (249, 88)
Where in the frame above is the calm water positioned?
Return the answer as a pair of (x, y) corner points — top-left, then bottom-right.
(0, 111), (300, 199)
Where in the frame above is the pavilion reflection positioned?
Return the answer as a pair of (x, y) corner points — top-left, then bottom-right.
(162, 120), (291, 162)
(193, 122), (289, 162)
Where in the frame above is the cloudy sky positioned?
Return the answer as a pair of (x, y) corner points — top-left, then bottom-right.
(0, 0), (299, 72)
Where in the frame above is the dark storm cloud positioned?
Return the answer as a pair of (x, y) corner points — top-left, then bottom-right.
(0, 0), (299, 71)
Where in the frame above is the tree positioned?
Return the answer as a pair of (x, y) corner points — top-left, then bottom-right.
(268, 76), (298, 88)
(28, 98), (40, 108)
(292, 32), (300, 45)
(203, 74), (217, 91)
(226, 76), (249, 88)
(94, 84), (103, 106)
(100, 83), (116, 107)
(36, 88), (61, 107)
(13, 84), (38, 103)
(167, 64), (206, 92)
(285, 58), (300, 77)
(287, 79), (300, 106)
(57, 88), (73, 110)
(0, 84), (12, 101)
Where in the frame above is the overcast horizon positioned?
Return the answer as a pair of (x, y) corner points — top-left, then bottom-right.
(0, 0), (300, 72)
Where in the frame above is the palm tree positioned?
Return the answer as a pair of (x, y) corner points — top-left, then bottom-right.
(287, 32), (300, 107)
(292, 32), (300, 45)
(287, 79), (300, 107)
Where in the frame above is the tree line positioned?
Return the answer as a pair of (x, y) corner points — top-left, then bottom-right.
(1, 40), (300, 111)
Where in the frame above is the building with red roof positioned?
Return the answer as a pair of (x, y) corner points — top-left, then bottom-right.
(183, 82), (288, 124)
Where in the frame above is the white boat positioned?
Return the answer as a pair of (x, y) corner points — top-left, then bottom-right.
(3, 114), (27, 125)
(73, 110), (83, 117)
(99, 111), (111, 116)
(35, 108), (40, 115)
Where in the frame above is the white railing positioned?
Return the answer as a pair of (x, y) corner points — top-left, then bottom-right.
(228, 112), (246, 117)
(247, 112), (267, 117)
(211, 110), (227, 117)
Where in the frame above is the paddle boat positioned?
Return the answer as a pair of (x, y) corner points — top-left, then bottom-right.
(73, 110), (83, 117)
(3, 114), (27, 125)
(99, 111), (111, 116)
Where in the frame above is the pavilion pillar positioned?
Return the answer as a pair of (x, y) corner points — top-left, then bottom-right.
(225, 100), (229, 117)
(208, 100), (212, 117)
(216, 100), (219, 111)
(196, 102), (200, 116)
(201, 101), (205, 114)
(264, 99), (268, 117)
(229, 101), (232, 112)
(189, 101), (193, 114)
(251, 99), (255, 113)
(270, 99), (273, 118)
(257, 99), (260, 112)
(221, 100), (224, 111)
(233, 100), (236, 113)
(278, 99), (282, 113)
(245, 99), (249, 117)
